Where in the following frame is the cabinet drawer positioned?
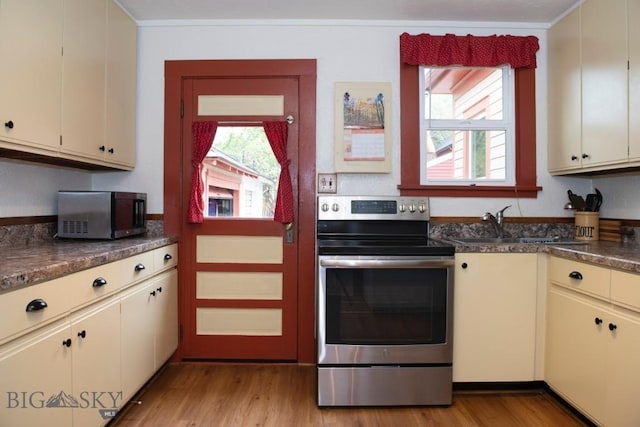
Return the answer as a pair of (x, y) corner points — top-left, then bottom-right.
(548, 257), (610, 299)
(112, 250), (156, 289)
(154, 243), (178, 273)
(0, 277), (75, 344)
(611, 270), (640, 312)
(69, 251), (153, 307)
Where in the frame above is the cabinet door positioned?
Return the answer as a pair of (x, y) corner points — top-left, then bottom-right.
(546, 289), (607, 424)
(70, 297), (121, 427)
(547, 6), (582, 172)
(104, 0), (136, 168)
(154, 269), (179, 368)
(0, 320), (72, 427)
(60, 0), (107, 162)
(580, 0), (628, 167)
(0, 0), (62, 152)
(629, 0), (640, 160)
(605, 311), (640, 427)
(453, 253), (537, 382)
(120, 281), (155, 402)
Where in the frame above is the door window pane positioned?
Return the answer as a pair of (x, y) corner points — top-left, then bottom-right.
(202, 126), (279, 218)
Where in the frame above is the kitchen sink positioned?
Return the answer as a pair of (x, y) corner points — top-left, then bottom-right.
(450, 237), (589, 245)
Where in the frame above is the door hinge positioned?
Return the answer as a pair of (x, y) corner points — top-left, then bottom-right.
(59, 135), (62, 146)
(180, 99), (184, 118)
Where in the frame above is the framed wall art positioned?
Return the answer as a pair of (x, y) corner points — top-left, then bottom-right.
(334, 82), (392, 173)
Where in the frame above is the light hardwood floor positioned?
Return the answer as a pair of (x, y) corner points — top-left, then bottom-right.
(111, 363), (589, 427)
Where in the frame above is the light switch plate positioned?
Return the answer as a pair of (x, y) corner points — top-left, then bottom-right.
(318, 173), (337, 193)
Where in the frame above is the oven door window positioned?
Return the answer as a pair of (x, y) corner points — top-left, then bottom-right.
(325, 267), (448, 345)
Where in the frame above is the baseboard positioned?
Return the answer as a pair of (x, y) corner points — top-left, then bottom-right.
(453, 380), (546, 392)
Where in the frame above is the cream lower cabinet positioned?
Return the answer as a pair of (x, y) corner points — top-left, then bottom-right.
(546, 257), (640, 426)
(121, 268), (178, 403)
(453, 253), (538, 382)
(70, 297), (122, 427)
(0, 319), (73, 427)
(0, 296), (121, 427)
(154, 269), (179, 367)
(0, 243), (178, 427)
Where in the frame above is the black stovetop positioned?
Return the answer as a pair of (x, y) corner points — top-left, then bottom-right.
(317, 219), (454, 256)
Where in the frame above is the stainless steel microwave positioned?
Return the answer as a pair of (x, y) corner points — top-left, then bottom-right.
(57, 191), (147, 239)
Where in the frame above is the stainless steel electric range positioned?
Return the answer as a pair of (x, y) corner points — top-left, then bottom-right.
(316, 196), (455, 406)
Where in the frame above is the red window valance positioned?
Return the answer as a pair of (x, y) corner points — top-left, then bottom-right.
(400, 32), (539, 69)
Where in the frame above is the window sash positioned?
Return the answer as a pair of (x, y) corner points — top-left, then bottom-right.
(419, 66), (515, 186)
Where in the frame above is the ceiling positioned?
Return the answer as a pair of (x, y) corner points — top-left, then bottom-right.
(117, 0), (579, 24)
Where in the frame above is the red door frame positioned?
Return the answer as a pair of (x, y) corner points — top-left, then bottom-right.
(164, 59), (317, 363)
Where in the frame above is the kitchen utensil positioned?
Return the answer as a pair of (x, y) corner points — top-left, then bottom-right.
(568, 190), (587, 211)
(594, 188), (603, 212)
(585, 194), (597, 211)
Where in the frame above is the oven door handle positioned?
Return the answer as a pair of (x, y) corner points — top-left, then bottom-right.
(320, 258), (454, 268)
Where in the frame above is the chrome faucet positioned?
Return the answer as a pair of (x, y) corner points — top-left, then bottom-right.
(482, 205), (511, 238)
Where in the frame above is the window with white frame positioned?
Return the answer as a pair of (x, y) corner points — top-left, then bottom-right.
(420, 66), (515, 186)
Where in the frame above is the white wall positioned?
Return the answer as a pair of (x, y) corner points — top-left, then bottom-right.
(3, 19), (637, 219)
(0, 159), (91, 217)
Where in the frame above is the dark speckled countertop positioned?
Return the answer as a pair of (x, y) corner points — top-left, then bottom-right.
(451, 239), (640, 274)
(2, 234), (639, 294)
(0, 236), (178, 293)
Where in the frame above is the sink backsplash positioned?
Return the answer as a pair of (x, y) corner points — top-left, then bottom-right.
(430, 222), (575, 241)
(430, 221), (638, 243)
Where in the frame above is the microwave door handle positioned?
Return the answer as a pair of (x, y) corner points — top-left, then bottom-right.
(134, 199), (145, 227)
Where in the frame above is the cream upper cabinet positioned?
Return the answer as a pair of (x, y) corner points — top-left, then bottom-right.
(453, 253), (538, 382)
(548, 6), (581, 172)
(104, 0), (137, 168)
(548, 0), (637, 175)
(629, 0), (640, 160)
(0, 0), (136, 170)
(60, 0), (107, 163)
(580, 0), (628, 168)
(0, 0), (63, 154)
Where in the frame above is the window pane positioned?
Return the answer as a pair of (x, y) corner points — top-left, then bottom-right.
(425, 129), (506, 181)
(424, 68), (503, 121)
(203, 126), (279, 219)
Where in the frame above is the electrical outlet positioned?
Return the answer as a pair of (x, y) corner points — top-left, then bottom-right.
(318, 173), (337, 193)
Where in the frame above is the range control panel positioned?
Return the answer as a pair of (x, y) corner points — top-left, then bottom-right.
(318, 196), (430, 221)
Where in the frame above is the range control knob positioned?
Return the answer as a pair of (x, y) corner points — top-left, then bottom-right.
(409, 204), (416, 213)
(398, 204), (406, 213)
(331, 203), (339, 212)
(321, 203), (329, 212)
(418, 204), (426, 213)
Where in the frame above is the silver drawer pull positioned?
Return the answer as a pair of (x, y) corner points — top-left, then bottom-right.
(135, 263), (146, 272)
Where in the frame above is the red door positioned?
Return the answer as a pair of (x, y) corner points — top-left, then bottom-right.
(179, 77), (299, 360)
